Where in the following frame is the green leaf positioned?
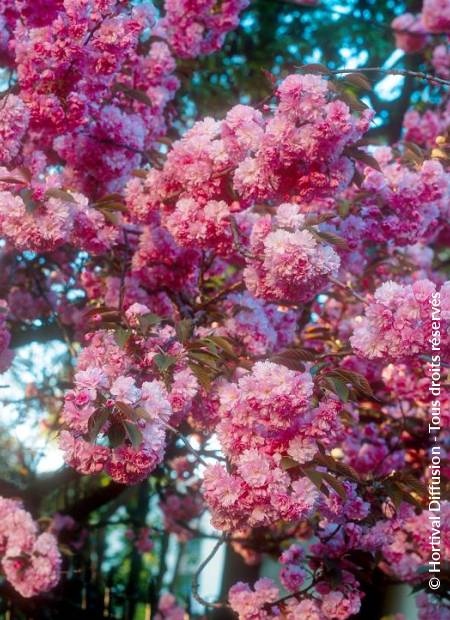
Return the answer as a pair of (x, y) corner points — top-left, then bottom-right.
(322, 472), (347, 500)
(59, 544), (74, 557)
(123, 421), (143, 448)
(314, 453), (360, 481)
(384, 481), (402, 511)
(132, 169), (148, 178)
(204, 336), (236, 358)
(102, 211), (120, 225)
(312, 229), (349, 250)
(0, 176), (27, 184)
(327, 369), (373, 398)
(84, 305), (118, 318)
(394, 473), (427, 499)
(94, 193), (124, 204)
(403, 142), (425, 167)
(280, 456), (299, 470)
(112, 83), (153, 106)
(86, 309), (122, 326)
(138, 313), (162, 333)
(304, 213), (335, 226)
(342, 72), (372, 91)
(188, 350), (219, 369)
(310, 361), (329, 376)
(304, 468), (328, 496)
(115, 401), (136, 418)
(108, 423), (126, 448)
(411, 582), (427, 594)
(352, 168), (364, 188)
(176, 319), (194, 344)
(339, 91), (370, 113)
(87, 408), (110, 442)
(345, 147), (382, 172)
(323, 376), (350, 402)
(337, 201), (351, 218)
(188, 362), (214, 389)
(114, 328), (131, 348)
(20, 189), (37, 213)
(154, 353), (178, 372)
(45, 188), (77, 203)
(16, 166), (33, 182)
(270, 347), (316, 371)
(94, 201), (128, 213)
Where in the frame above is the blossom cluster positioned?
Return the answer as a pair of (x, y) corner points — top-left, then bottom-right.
(60, 328), (173, 484)
(229, 501), (450, 619)
(0, 0), (449, 615)
(402, 105), (450, 148)
(202, 361), (344, 530)
(0, 182), (118, 253)
(0, 95), (30, 166)
(244, 205), (341, 303)
(0, 497), (61, 598)
(154, 592), (186, 620)
(350, 279), (450, 360)
(127, 74), (372, 216)
(126, 73), (372, 302)
(219, 292), (297, 356)
(391, 0), (450, 84)
(391, 0), (450, 55)
(0, 0), (247, 200)
(339, 149), (449, 248)
(60, 303), (203, 483)
(216, 361), (341, 459)
(418, 593), (450, 620)
(125, 527), (154, 553)
(229, 570), (363, 620)
(423, 0), (450, 32)
(160, 0), (249, 58)
(160, 491), (203, 541)
(432, 42), (450, 78)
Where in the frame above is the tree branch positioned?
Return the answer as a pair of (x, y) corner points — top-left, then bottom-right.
(192, 535), (228, 609)
(9, 322), (66, 348)
(65, 480), (129, 521)
(330, 67), (450, 87)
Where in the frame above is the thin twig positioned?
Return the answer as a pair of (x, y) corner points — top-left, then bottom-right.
(163, 422), (208, 467)
(329, 276), (367, 304)
(330, 67), (450, 88)
(192, 535), (228, 609)
(321, 523), (342, 543)
(318, 349), (352, 359)
(85, 134), (152, 163)
(33, 275), (77, 357)
(229, 216), (254, 259)
(267, 582), (315, 609)
(197, 279), (244, 310)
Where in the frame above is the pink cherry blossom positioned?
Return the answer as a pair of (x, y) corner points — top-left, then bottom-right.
(0, 497), (61, 598)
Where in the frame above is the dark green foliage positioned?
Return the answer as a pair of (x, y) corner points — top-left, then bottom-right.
(175, 0), (434, 143)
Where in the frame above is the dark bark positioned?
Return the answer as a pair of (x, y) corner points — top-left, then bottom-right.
(355, 568), (391, 620)
(66, 480), (128, 521)
(0, 468), (79, 512)
(9, 322), (66, 348)
(125, 482), (150, 620)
